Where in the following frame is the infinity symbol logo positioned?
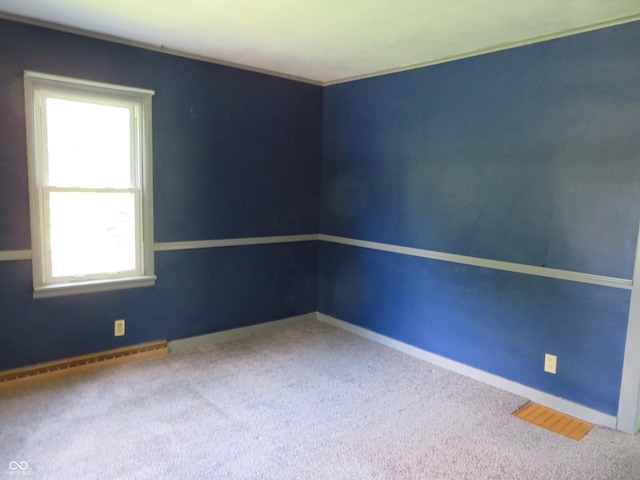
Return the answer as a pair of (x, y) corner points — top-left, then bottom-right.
(9, 461), (28, 471)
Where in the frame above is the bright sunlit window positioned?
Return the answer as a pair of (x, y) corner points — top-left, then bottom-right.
(24, 71), (156, 298)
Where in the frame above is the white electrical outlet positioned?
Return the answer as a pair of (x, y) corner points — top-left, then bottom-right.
(114, 319), (125, 337)
(544, 353), (557, 374)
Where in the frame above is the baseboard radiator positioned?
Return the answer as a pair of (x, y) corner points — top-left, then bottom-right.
(0, 340), (168, 391)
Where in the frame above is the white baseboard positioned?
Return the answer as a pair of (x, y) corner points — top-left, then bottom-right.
(167, 313), (316, 353)
(316, 313), (618, 430)
(167, 311), (618, 430)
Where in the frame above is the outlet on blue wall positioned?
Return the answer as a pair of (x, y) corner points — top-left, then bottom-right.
(319, 21), (640, 415)
(0, 18), (322, 370)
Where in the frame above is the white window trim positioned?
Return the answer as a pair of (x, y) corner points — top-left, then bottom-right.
(24, 71), (156, 298)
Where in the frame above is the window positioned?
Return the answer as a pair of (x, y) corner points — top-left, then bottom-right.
(24, 71), (155, 298)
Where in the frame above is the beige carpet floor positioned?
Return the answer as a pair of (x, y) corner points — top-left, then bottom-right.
(1, 320), (639, 479)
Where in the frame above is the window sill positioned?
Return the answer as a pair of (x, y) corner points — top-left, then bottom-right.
(33, 275), (157, 299)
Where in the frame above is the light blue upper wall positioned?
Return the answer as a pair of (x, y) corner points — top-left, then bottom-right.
(319, 21), (640, 415)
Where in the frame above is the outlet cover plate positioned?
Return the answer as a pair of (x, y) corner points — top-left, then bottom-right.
(544, 353), (557, 374)
(114, 319), (125, 337)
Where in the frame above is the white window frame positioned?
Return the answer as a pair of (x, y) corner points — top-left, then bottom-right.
(24, 71), (156, 298)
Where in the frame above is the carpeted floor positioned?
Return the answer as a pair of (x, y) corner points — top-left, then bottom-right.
(1, 320), (639, 479)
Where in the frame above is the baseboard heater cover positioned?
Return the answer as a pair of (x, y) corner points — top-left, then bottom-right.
(0, 340), (168, 390)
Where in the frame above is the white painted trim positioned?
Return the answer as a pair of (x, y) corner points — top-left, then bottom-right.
(324, 14), (640, 86)
(0, 250), (32, 261)
(616, 222), (640, 434)
(0, 13), (323, 87)
(1, 232), (630, 296)
(317, 313), (617, 429)
(320, 234), (632, 290)
(167, 313), (315, 353)
(24, 70), (155, 95)
(24, 71), (155, 299)
(4, 12), (638, 88)
(154, 234), (319, 252)
(1, 233), (631, 295)
(33, 275), (156, 299)
(0, 235), (318, 262)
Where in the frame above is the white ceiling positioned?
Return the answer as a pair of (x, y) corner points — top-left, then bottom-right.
(0, 1), (638, 85)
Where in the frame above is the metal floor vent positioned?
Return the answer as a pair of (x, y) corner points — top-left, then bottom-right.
(513, 402), (594, 441)
(0, 340), (168, 391)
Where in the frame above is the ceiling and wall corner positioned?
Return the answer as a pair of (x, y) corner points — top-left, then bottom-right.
(0, 1), (638, 85)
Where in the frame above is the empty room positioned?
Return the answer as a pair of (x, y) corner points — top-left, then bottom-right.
(1, 1), (639, 478)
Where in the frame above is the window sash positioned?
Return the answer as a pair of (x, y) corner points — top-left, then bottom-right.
(42, 187), (143, 283)
(39, 93), (140, 190)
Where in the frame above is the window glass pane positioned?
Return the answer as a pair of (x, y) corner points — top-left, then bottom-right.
(45, 97), (132, 188)
(48, 192), (137, 278)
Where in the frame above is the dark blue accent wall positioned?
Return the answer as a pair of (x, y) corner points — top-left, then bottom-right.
(320, 22), (640, 415)
(1, 243), (317, 370)
(0, 19), (321, 370)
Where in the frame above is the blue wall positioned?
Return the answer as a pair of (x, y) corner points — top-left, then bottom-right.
(319, 22), (640, 415)
(1, 15), (639, 418)
(0, 19), (322, 370)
